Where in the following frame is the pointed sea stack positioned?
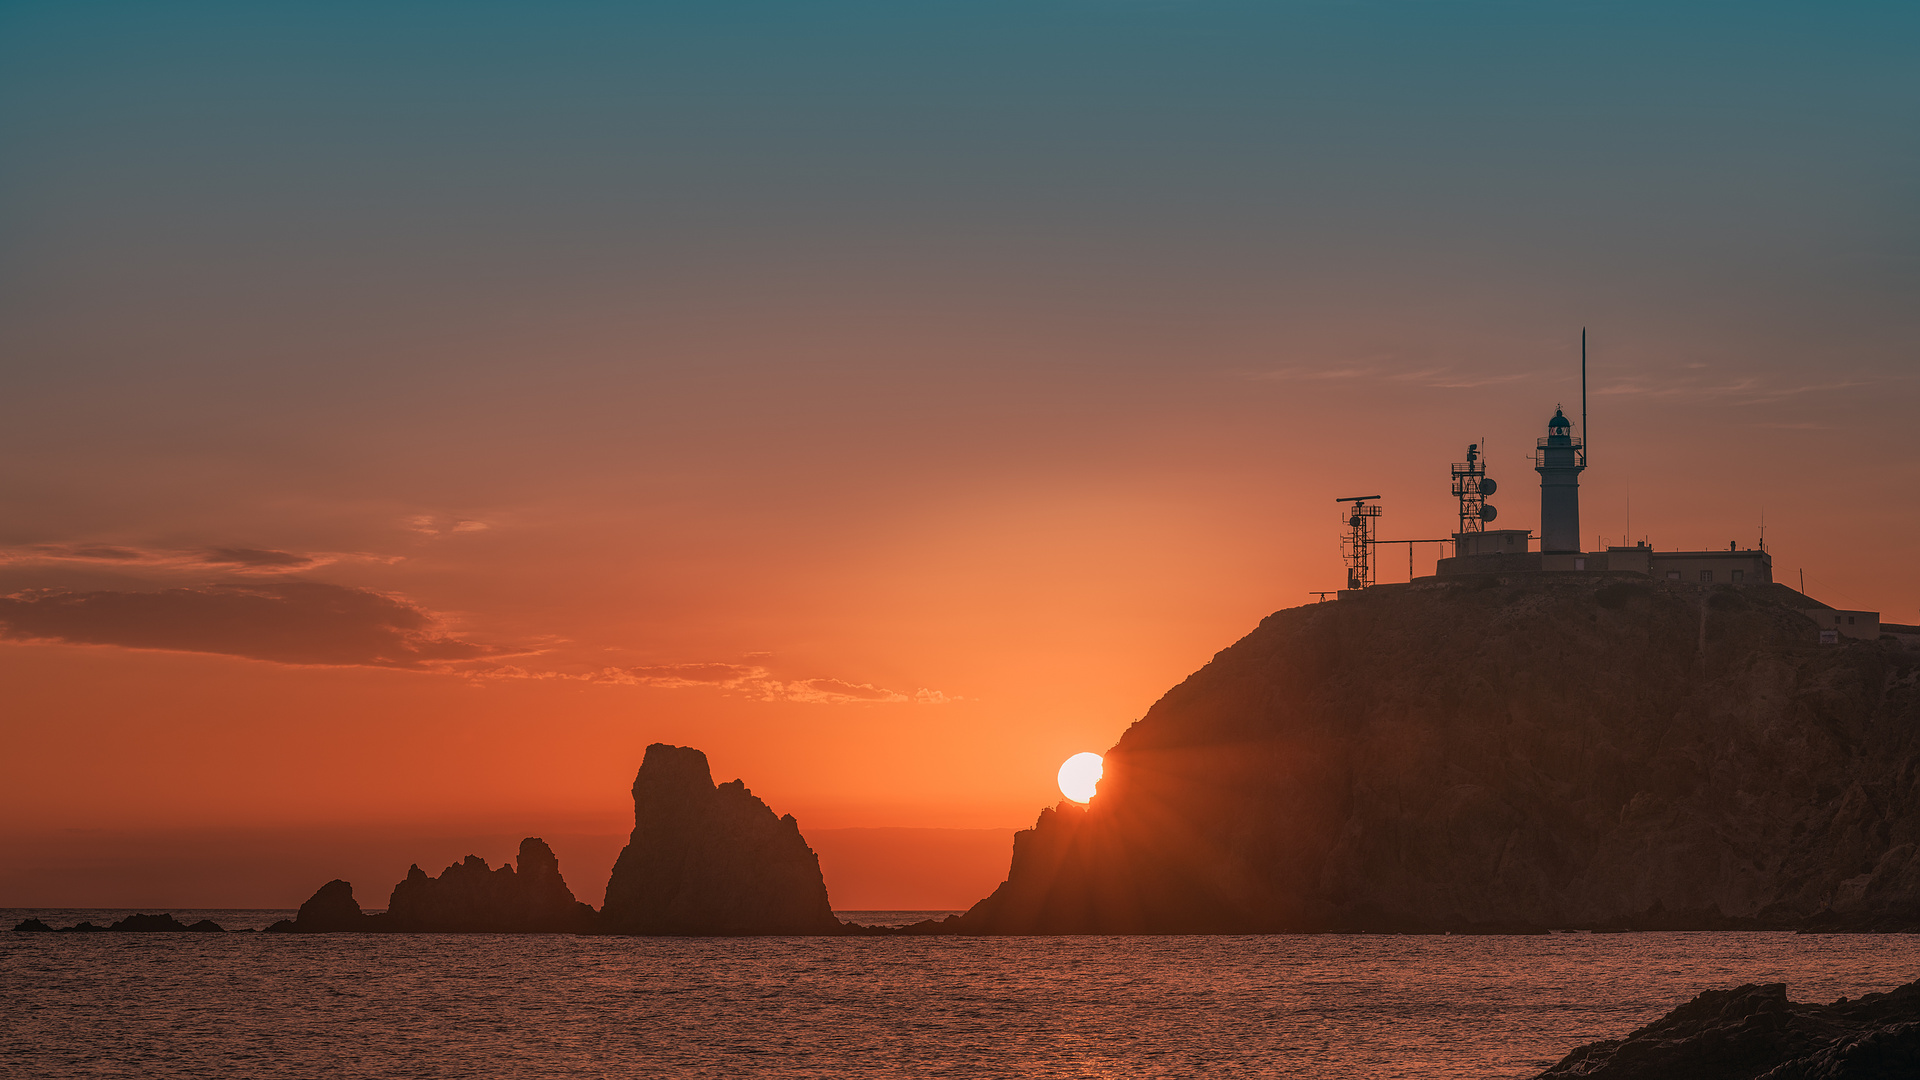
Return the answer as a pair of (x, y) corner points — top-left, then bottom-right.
(385, 838), (597, 933)
(600, 743), (840, 935)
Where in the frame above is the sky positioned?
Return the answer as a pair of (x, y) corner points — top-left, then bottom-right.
(2, 1), (1917, 908)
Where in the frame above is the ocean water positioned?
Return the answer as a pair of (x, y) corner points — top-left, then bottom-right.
(6, 913), (1920, 1079)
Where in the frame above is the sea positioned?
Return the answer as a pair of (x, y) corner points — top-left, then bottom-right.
(6, 909), (1920, 1079)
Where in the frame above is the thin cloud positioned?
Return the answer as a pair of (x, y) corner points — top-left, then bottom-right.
(783, 677), (909, 705)
(1595, 369), (1891, 407)
(0, 582), (498, 669)
(477, 659), (953, 705)
(405, 516), (494, 536)
(0, 543), (341, 574)
(200, 547), (320, 568)
(1243, 364), (1534, 390)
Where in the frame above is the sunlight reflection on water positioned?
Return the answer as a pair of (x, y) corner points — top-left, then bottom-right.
(6, 920), (1920, 1078)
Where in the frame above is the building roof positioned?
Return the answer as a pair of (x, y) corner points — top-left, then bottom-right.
(1753, 582), (1830, 610)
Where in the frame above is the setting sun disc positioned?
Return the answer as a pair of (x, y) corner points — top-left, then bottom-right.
(1057, 752), (1103, 803)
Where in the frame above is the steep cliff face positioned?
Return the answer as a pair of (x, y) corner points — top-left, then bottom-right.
(385, 838), (597, 933)
(962, 577), (1920, 933)
(600, 743), (840, 935)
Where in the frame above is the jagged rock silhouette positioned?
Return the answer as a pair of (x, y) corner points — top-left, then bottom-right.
(600, 743), (840, 935)
(385, 838), (596, 933)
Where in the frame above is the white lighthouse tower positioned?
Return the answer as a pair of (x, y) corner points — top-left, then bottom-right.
(1535, 406), (1585, 554)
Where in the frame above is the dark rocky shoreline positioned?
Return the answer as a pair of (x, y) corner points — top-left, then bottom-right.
(1536, 979), (1920, 1079)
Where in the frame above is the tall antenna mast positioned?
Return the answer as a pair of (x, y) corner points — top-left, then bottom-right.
(1581, 327), (1588, 464)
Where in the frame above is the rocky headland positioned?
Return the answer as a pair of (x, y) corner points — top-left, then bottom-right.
(599, 743), (841, 935)
(1538, 979), (1920, 1078)
(952, 577), (1920, 934)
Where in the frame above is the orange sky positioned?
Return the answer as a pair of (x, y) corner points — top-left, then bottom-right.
(2, 2), (1916, 907)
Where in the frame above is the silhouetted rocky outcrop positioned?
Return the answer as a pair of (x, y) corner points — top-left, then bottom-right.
(269, 840), (597, 933)
(1538, 980), (1920, 1078)
(109, 913), (223, 932)
(385, 838), (596, 933)
(13, 914), (225, 932)
(958, 577), (1920, 933)
(267, 878), (373, 932)
(600, 743), (840, 935)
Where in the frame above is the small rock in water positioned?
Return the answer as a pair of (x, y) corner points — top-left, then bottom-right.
(269, 879), (370, 933)
(107, 913), (194, 933)
(12, 918), (53, 932)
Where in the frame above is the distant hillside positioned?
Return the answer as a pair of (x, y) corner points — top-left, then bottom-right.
(959, 576), (1920, 933)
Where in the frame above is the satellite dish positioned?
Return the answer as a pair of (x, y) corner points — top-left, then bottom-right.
(1479, 478), (1498, 496)
(1480, 504), (1499, 522)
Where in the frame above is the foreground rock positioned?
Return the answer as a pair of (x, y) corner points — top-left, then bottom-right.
(385, 838), (597, 932)
(1538, 980), (1920, 1078)
(958, 578), (1920, 933)
(600, 743), (840, 935)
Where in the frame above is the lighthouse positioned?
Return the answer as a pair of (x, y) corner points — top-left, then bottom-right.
(1535, 406), (1585, 554)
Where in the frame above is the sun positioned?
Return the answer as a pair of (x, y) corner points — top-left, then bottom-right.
(1057, 752), (1104, 803)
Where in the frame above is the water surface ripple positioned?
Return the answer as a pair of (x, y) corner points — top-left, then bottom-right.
(6, 921), (1919, 1078)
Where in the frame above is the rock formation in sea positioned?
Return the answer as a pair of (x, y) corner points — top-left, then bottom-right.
(957, 578), (1920, 933)
(599, 742), (841, 935)
(270, 839), (598, 933)
(384, 838), (597, 933)
(267, 878), (374, 932)
(1538, 979), (1920, 1078)
(14, 914), (225, 932)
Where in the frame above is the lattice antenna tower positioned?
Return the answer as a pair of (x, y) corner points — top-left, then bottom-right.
(1336, 495), (1382, 590)
(1451, 444), (1498, 533)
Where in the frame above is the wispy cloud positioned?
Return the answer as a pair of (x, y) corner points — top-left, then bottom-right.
(0, 542), (391, 575)
(1595, 373), (1877, 406)
(0, 582), (502, 668)
(1242, 364), (1533, 390)
(475, 660), (954, 705)
(405, 515), (492, 536)
(0, 540), (949, 703)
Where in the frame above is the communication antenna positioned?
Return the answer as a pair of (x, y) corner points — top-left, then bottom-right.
(1335, 495), (1382, 590)
(1451, 444), (1497, 533)
(1581, 328), (1588, 464)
